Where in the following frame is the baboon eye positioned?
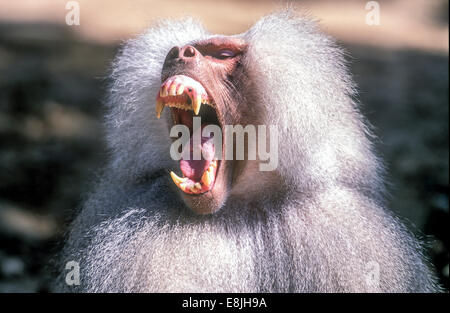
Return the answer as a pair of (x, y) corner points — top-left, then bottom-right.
(217, 49), (236, 59)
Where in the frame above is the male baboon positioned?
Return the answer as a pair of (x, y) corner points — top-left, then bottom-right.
(55, 10), (441, 292)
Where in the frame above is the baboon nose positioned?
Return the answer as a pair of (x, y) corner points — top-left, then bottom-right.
(163, 45), (198, 70)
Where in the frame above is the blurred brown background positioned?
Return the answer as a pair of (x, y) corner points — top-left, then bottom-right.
(0, 0), (448, 292)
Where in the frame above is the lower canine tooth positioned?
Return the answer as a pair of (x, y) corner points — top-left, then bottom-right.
(201, 171), (212, 187)
(170, 171), (187, 186)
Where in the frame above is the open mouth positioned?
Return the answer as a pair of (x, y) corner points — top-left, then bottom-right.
(156, 75), (221, 195)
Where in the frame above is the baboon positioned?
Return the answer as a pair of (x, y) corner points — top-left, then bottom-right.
(55, 10), (441, 292)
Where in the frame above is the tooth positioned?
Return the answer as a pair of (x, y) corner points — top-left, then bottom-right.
(189, 186), (197, 193)
(169, 84), (177, 96)
(162, 84), (169, 97)
(156, 100), (164, 119)
(201, 171), (212, 187)
(193, 95), (202, 115)
(177, 85), (184, 95)
(170, 171), (187, 186)
(159, 89), (165, 97)
(194, 183), (201, 190)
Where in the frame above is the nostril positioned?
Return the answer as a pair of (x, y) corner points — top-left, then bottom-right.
(183, 46), (196, 58)
(167, 46), (180, 61)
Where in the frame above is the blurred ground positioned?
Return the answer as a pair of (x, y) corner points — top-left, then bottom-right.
(0, 0), (448, 292)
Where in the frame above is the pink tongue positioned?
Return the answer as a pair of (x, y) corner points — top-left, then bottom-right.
(180, 126), (215, 181)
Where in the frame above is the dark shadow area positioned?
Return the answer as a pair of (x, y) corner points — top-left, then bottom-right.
(0, 22), (115, 292)
(434, 0), (449, 26)
(347, 43), (449, 290)
(0, 22), (448, 292)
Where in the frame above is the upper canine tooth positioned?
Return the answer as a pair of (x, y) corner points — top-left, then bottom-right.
(156, 100), (164, 119)
(169, 84), (177, 96)
(177, 85), (184, 95)
(193, 95), (202, 115)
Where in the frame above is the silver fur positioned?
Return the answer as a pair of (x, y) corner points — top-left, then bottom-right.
(55, 10), (441, 292)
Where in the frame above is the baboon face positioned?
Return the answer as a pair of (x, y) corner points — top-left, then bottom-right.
(156, 37), (248, 215)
